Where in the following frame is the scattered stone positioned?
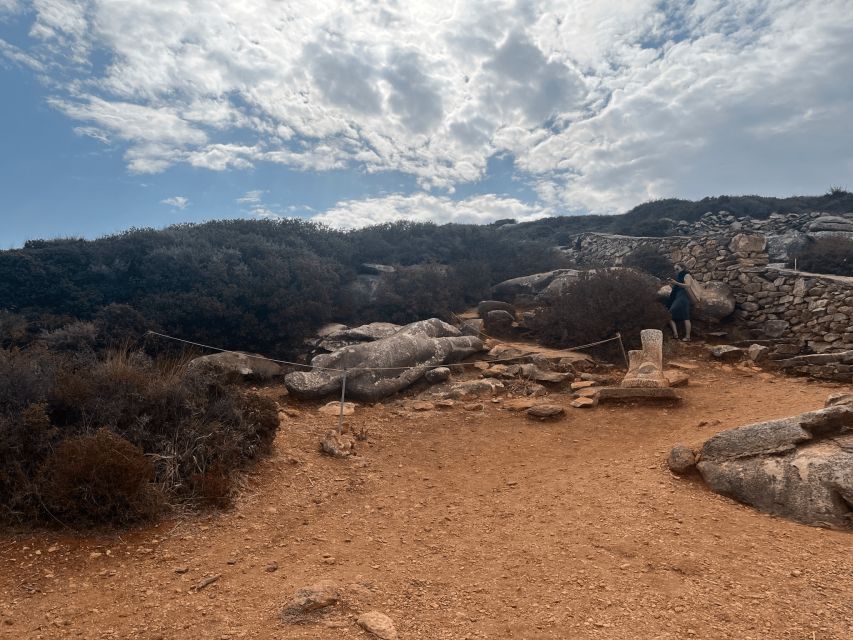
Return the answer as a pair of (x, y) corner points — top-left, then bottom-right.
(709, 345), (743, 361)
(483, 309), (515, 336)
(667, 444), (697, 474)
(193, 574), (221, 592)
(435, 399), (455, 409)
(463, 402), (484, 411)
(669, 361), (699, 370)
(449, 379), (504, 398)
(424, 367), (451, 384)
(526, 404), (566, 420)
(356, 611), (399, 640)
(579, 373), (610, 383)
(573, 387), (601, 398)
(663, 370), (690, 387)
(319, 402), (356, 416)
(282, 580), (341, 617)
(320, 430), (356, 458)
(571, 380), (596, 390)
(265, 563), (279, 573)
(748, 344), (770, 363)
(411, 401), (435, 412)
(570, 397), (596, 408)
(503, 398), (538, 411)
(174, 566), (189, 574)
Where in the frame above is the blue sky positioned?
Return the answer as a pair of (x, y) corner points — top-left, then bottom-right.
(1, 0), (852, 248)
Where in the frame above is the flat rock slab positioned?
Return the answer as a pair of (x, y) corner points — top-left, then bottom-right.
(570, 397), (596, 408)
(597, 387), (682, 403)
(664, 370), (690, 387)
(526, 404), (566, 420)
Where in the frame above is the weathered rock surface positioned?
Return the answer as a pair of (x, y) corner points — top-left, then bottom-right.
(526, 404), (566, 420)
(667, 444), (696, 474)
(709, 345), (743, 361)
(187, 352), (283, 380)
(282, 580), (340, 616)
(448, 379), (504, 398)
(477, 300), (516, 317)
(285, 319), (484, 402)
(748, 344), (770, 363)
(424, 366), (451, 383)
(491, 269), (579, 303)
(694, 282), (736, 321)
(695, 399), (853, 528)
(318, 401), (355, 416)
(483, 310), (515, 336)
(357, 611), (398, 640)
(320, 431), (356, 458)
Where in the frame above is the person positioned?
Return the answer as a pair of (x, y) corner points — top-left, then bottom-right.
(667, 264), (694, 341)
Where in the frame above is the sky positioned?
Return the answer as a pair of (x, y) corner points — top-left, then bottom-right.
(1, 0), (852, 248)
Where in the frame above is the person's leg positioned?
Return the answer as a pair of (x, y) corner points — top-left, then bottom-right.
(669, 320), (678, 338)
(682, 319), (692, 341)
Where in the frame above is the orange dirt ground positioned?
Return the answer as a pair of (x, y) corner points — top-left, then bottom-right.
(1, 346), (851, 640)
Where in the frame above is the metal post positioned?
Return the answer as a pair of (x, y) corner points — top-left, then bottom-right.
(337, 370), (348, 435)
(616, 333), (629, 369)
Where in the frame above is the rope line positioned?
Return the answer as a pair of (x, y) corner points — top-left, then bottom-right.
(145, 329), (622, 374)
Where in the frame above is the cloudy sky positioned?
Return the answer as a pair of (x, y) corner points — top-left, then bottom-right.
(1, 0), (852, 247)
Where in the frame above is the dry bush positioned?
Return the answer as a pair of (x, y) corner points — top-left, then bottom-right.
(531, 269), (670, 361)
(37, 428), (161, 524)
(792, 236), (853, 276)
(0, 346), (279, 525)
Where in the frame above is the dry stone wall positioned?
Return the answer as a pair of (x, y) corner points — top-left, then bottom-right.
(561, 212), (853, 381)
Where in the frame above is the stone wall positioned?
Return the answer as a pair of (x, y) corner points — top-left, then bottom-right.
(561, 220), (853, 380)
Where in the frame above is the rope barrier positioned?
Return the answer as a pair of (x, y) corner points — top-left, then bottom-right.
(145, 329), (623, 374)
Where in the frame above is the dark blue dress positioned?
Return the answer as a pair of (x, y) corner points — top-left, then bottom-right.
(668, 271), (692, 321)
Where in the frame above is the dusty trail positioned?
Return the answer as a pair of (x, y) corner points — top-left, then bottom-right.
(1, 352), (851, 639)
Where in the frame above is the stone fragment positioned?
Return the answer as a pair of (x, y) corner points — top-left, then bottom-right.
(747, 344), (770, 363)
(667, 444), (697, 474)
(282, 580), (341, 617)
(463, 402), (484, 411)
(424, 367), (451, 383)
(320, 431), (356, 458)
(319, 402), (355, 416)
(477, 300), (516, 317)
(709, 345), (743, 361)
(503, 398), (538, 411)
(571, 380), (596, 390)
(357, 611), (399, 640)
(526, 404), (566, 420)
(663, 370), (689, 387)
(449, 379), (504, 398)
(570, 397), (596, 408)
(411, 401), (435, 412)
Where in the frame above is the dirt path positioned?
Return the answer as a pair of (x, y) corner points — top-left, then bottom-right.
(1, 351), (851, 639)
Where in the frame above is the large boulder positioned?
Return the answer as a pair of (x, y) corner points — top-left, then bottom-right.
(483, 309), (515, 337)
(187, 351), (283, 380)
(477, 300), (515, 317)
(766, 229), (809, 263)
(695, 281), (736, 321)
(284, 319), (484, 402)
(694, 399), (853, 528)
(729, 233), (767, 254)
(491, 269), (580, 303)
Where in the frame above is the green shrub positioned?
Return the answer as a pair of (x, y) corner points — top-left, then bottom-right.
(531, 269), (670, 361)
(791, 236), (853, 276)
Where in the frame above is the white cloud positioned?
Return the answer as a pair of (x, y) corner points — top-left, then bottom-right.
(310, 193), (550, 229)
(160, 195), (188, 209)
(10, 0), (853, 217)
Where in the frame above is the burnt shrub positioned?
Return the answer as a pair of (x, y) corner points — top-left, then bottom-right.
(531, 269), (670, 361)
(791, 236), (853, 276)
(37, 428), (161, 525)
(622, 245), (673, 279)
(0, 346), (279, 525)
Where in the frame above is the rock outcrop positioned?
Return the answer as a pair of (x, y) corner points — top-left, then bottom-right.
(285, 319), (484, 402)
(491, 269), (579, 304)
(187, 351), (283, 380)
(693, 397), (853, 528)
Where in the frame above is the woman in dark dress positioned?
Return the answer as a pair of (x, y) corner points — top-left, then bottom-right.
(667, 264), (693, 341)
